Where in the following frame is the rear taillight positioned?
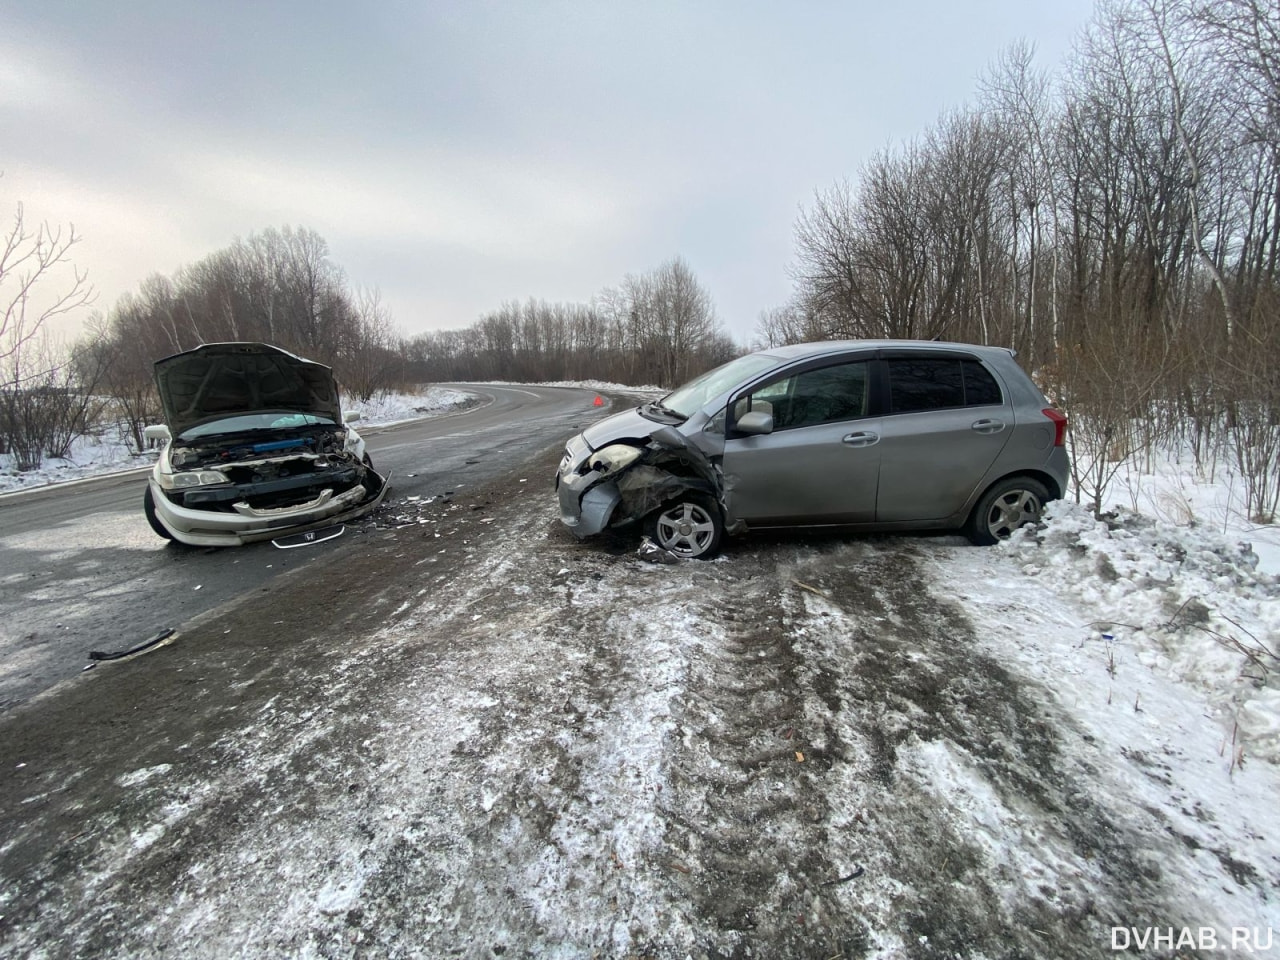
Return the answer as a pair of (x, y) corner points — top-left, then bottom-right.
(1042, 408), (1067, 447)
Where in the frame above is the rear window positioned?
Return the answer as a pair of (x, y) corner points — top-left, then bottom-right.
(962, 360), (1003, 406)
(888, 358), (1003, 413)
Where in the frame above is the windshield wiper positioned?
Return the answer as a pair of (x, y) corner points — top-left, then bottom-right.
(647, 400), (687, 422)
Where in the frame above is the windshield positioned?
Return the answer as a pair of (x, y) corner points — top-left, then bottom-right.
(662, 353), (787, 419)
(178, 412), (337, 440)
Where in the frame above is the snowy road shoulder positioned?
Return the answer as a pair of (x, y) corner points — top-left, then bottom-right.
(923, 515), (1280, 950)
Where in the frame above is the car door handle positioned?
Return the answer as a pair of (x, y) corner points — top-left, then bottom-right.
(842, 431), (879, 447)
(970, 419), (1006, 434)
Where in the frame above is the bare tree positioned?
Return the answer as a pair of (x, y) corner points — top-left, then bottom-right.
(0, 201), (98, 468)
(335, 286), (403, 401)
(980, 40), (1065, 360)
(1, 202), (95, 372)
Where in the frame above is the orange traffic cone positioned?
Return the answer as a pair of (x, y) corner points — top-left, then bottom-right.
(592, 395), (604, 407)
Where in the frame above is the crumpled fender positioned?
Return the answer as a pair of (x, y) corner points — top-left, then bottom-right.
(563, 423), (738, 537)
(615, 464), (716, 520)
(605, 426), (726, 526)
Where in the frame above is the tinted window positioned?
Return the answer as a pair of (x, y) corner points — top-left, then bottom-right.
(889, 359), (965, 413)
(962, 360), (1002, 406)
(888, 357), (1005, 412)
(742, 360), (869, 430)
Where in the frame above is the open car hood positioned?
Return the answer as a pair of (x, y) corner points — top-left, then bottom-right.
(154, 342), (343, 437)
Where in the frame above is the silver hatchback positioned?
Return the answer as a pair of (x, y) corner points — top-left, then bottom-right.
(556, 340), (1070, 558)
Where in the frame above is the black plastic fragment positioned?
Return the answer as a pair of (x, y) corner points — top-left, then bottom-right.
(821, 866), (865, 886)
(89, 628), (176, 662)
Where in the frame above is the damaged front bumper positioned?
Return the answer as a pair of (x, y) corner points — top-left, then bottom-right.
(149, 471), (390, 546)
(556, 427), (721, 539)
(557, 435), (617, 538)
(558, 472), (622, 539)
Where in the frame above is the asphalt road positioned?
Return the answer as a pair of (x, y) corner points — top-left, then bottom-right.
(0, 383), (606, 712)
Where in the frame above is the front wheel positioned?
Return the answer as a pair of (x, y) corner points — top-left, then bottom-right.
(645, 494), (723, 560)
(965, 476), (1049, 545)
(143, 485), (174, 541)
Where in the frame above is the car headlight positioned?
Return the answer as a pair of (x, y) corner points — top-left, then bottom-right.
(587, 444), (642, 474)
(159, 470), (231, 490)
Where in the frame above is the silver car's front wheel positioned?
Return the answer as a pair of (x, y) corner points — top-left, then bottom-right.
(647, 495), (723, 560)
(966, 476), (1049, 545)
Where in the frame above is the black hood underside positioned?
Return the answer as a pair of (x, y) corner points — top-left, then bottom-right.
(154, 342), (342, 437)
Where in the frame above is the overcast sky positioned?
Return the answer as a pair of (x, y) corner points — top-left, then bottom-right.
(2, 1), (1095, 345)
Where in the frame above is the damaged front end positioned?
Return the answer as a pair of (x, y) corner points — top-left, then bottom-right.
(144, 342), (391, 547)
(148, 420), (388, 547)
(556, 425), (722, 539)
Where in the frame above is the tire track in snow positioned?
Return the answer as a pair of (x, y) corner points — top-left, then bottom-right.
(651, 552), (871, 958)
(0, 453), (1233, 959)
(766, 539), (1203, 959)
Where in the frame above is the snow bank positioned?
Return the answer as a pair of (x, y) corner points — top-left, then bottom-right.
(1003, 501), (1280, 761)
(0, 419), (155, 492)
(341, 386), (475, 425)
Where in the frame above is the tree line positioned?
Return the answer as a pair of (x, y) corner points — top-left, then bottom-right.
(0, 224), (405, 468)
(402, 256), (737, 387)
(760, 0), (1280, 521)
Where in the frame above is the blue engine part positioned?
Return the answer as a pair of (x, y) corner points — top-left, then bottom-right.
(252, 437), (314, 453)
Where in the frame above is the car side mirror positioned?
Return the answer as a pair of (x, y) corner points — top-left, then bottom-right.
(343, 411), (362, 423)
(736, 411), (774, 435)
(144, 424), (171, 442)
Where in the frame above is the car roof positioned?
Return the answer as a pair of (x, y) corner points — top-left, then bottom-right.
(756, 339), (1017, 362)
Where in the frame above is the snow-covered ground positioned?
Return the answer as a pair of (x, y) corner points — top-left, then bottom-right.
(0, 386), (476, 494)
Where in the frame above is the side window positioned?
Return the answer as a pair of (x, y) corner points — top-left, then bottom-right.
(740, 360), (869, 430)
(888, 358), (965, 413)
(731, 378), (789, 421)
(888, 357), (1006, 412)
(962, 360), (1003, 406)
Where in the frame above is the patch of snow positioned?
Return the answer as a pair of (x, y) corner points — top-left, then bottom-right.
(481, 378), (665, 398)
(117, 764), (173, 788)
(131, 823), (166, 851)
(997, 501), (1280, 762)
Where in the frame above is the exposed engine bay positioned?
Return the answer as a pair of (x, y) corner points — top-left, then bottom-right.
(164, 425), (380, 512)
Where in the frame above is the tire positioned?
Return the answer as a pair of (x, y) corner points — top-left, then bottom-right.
(965, 476), (1049, 546)
(645, 493), (724, 560)
(143, 485), (174, 541)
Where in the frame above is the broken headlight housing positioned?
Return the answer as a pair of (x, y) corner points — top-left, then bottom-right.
(158, 470), (232, 490)
(587, 443), (642, 475)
